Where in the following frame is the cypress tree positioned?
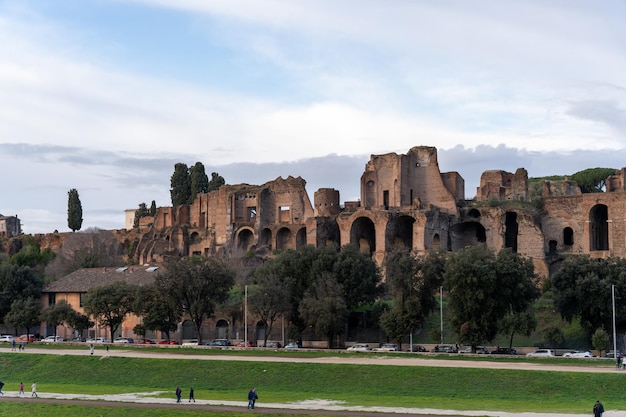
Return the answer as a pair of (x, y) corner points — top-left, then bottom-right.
(170, 163), (191, 206)
(67, 188), (83, 232)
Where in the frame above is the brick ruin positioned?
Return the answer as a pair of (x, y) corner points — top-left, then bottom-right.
(111, 145), (626, 280)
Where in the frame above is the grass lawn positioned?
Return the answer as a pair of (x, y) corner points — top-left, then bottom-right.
(0, 350), (621, 415)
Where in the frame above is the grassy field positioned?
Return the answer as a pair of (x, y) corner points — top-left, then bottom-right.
(0, 350), (622, 416)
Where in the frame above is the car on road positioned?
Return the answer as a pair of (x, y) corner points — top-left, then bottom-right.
(42, 336), (64, 343)
(285, 342), (301, 349)
(235, 340), (255, 347)
(490, 347), (517, 355)
(526, 349), (555, 357)
(562, 350), (593, 358)
(0, 335), (14, 343)
(85, 337), (108, 344)
(373, 343), (398, 352)
(16, 334), (37, 343)
(206, 339), (232, 347)
(157, 339), (178, 345)
(347, 343), (371, 352)
(263, 341), (281, 348)
(405, 344), (427, 352)
(181, 339), (198, 347)
(136, 338), (156, 344)
(602, 350), (623, 358)
(431, 345), (458, 353)
(459, 346), (489, 354)
(113, 337), (134, 344)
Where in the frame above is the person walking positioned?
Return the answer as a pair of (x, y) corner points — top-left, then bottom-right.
(189, 386), (195, 402)
(90, 344), (94, 355)
(247, 387), (258, 409)
(31, 382), (37, 397)
(175, 386), (182, 403)
(11, 340), (16, 351)
(19, 382), (24, 396)
(0, 380), (4, 395)
(593, 400), (605, 417)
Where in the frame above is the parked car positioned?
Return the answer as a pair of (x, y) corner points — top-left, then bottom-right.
(136, 338), (156, 345)
(16, 334), (37, 343)
(431, 345), (457, 353)
(490, 347), (517, 355)
(235, 340), (254, 347)
(157, 339), (178, 345)
(405, 344), (427, 352)
(42, 336), (64, 343)
(459, 346), (489, 354)
(263, 341), (281, 348)
(602, 350), (623, 358)
(85, 337), (108, 344)
(374, 343), (398, 352)
(206, 339), (232, 346)
(181, 339), (198, 347)
(562, 350), (593, 358)
(284, 342), (301, 349)
(113, 337), (134, 344)
(0, 335), (14, 343)
(347, 343), (371, 352)
(526, 349), (555, 357)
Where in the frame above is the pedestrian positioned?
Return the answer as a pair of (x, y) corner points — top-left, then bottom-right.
(20, 342), (25, 351)
(90, 344), (94, 355)
(593, 400), (605, 417)
(0, 380), (4, 395)
(189, 386), (195, 402)
(247, 387), (258, 409)
(31, 382), (37, 397)
(19, 382), (24, 396)
(175, 386), (182, 403)
(12, 340), (16, 351)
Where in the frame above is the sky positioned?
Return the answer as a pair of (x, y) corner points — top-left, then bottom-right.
(1, 0), (625, 234)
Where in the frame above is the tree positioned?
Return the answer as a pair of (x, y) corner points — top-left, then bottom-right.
(0, 264), (44, 323)
(248, 271), (292, 347)
(149, 200), (157, 216)
(190, 162), (209, 202)
(332, 244), (382, 311)
(444, 246), (538, 348)
(41, 300), (75, 337)
(299, 272), (349, 348)
(570, 167), (616, 193)
(5, 297), (41, 337)
(133, 284), (180, 342)
(133, 202), (150, 228)
(498, 309), (537, 351)
(208, 172), (225, 192)
(67, 188), (83, 232)
(66, 311), (93, 340)
(170, 163), (191, 206)
(551, 256), (626, 335)
(156, 256), (235, 344)
(592, 327), (610, 355)
(379, 250), (445, 348)
(83, 281), (138, 342)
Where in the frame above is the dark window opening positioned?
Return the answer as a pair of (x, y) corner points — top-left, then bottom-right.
(563, 227), (574, 246)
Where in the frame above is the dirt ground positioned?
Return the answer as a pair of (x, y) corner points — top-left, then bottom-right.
(1, 346), (624, 417)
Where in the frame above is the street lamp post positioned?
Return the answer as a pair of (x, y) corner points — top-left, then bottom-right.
(440, 286), (443, 345)
(244, 285), (248, 348)
(612, 285), (617, 361)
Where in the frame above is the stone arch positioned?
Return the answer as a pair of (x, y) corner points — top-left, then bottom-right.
(260, 228), (272, 249)
(237, 228), (255, 251)
(432, 234), (441, 250)
(350, 217), (376, 255)
(296, 227), (307, 250)
(181, 320), (194, 339)
(467, 208), (481, 218)
(255, 320), (265, 344)
(449, 222), (487, 252)
(190, 231), (201, 244)
(215, 319), (229, 339)
(563, 227), (574, 246)
(316, 219), (340, 247)
(385, 215), (415, 251)
(589, 204), (609, 251)
(504, 211), (518, 253)
(276, 227), (293, 250)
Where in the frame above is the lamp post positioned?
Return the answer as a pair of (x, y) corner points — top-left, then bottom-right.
(244, 285), (248, 348)
(612, 285), (617, 360)
(440, 286), (443, 345)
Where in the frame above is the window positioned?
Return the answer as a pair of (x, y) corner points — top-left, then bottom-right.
(48, 293), (56, 307)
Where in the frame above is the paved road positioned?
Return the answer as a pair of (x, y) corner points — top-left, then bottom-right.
(2, 346), (624, 417)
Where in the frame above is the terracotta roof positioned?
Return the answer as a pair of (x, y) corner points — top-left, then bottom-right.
(43, 266), (162, 293)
